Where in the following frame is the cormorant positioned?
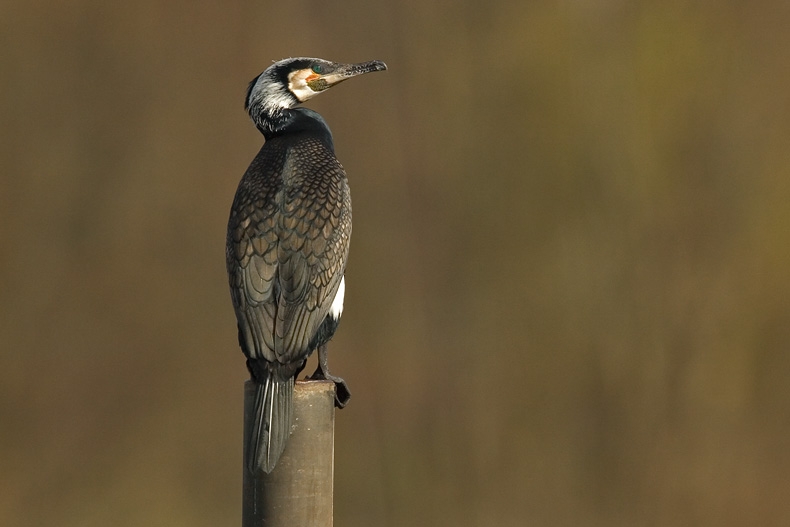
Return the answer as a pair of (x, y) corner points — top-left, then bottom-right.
(226, 57), (387, 474)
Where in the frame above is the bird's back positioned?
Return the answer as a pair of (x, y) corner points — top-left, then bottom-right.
(227, 131), (351, 378)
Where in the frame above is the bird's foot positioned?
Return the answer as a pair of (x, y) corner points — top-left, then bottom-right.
(309, 366), (351, 408)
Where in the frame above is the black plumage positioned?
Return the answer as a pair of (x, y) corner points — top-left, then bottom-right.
(226, 57), (386, 473)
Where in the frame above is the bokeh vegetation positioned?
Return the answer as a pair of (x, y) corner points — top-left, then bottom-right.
(2, 1), (789, 525)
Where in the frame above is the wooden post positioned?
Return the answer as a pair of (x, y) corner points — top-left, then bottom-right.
(242, 379), (336, 527)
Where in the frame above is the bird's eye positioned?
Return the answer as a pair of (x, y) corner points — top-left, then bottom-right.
(311, 64), (324, 74)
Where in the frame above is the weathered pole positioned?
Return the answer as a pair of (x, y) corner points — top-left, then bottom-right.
(242, 379), (336, 527)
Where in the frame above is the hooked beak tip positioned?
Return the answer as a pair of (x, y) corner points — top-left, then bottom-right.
(344, 60), (388, 77)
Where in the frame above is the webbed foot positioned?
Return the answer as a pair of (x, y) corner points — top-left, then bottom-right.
(308, 344), (351, 408)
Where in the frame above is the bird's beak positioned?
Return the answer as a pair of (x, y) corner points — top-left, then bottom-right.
(307, 60), (387, 91)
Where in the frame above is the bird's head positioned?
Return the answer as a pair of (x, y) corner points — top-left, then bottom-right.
(245, 57), (387, 133)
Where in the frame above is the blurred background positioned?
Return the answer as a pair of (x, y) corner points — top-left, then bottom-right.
(2, 0), (790, 525)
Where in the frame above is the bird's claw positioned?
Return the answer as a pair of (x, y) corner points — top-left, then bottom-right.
(309, 368), (351, 408)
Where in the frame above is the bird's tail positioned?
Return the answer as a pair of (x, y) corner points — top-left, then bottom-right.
(246, 374), (294, 474)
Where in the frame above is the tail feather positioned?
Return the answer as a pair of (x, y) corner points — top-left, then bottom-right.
(247, 374), (294, 474)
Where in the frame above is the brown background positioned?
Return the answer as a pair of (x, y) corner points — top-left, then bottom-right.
(2, 1), (790, 525)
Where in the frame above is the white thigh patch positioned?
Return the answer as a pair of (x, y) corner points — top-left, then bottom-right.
(329, 276), (345, 319)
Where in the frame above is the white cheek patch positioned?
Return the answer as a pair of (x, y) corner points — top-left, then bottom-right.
(329, 275), (345, 319)
(288, 69), (319, 102)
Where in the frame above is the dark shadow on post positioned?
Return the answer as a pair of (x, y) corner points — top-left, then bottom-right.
(242, 380), (336, 527)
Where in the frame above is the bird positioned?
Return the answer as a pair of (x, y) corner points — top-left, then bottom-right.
(226, 57), (387, 474)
